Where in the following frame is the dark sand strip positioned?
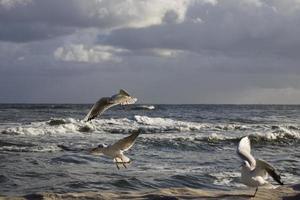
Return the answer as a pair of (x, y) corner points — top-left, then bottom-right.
(1, 184), (299, 200)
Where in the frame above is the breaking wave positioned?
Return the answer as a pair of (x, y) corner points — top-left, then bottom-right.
(131, 105), (155, 110)
(1, 115), (300, 144)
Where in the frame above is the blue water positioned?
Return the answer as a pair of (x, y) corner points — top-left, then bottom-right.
(0, 104), (299, 195)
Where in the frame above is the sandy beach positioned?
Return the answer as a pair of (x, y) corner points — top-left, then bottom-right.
(1, 184), (299, 200)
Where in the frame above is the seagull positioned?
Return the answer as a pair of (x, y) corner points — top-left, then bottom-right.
(89, 132), (139, 169)
(84, 89), (137, 122)
(237, 136), (283, 197)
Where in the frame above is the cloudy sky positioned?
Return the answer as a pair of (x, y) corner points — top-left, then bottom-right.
(0, 0), (300, 104)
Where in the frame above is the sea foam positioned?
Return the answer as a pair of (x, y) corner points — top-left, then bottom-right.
(1, 116), (299, 143)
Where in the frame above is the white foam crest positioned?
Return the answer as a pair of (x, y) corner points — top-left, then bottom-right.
(134, 115), (207, 132)
(1, 118), (83, 136)
(1, 116), (300, 141)
(0, 117), (138, 136)
(252, 125), (300, 140)
(210, 171), (245, 188)
(207, 133), (231, 141)
(132, 105), (155, 110)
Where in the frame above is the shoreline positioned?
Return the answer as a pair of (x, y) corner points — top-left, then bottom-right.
(1, 184), (299, 200)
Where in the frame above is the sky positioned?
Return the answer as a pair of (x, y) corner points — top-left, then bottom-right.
(0, 0), (300, 104)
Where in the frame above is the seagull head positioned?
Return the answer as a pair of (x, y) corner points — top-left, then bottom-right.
(98, 143), (108, 148)
(240, 161), (251, 169)
(89, 143), (107, 155)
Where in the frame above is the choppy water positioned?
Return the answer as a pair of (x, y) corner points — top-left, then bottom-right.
(0, 104), (299, 196)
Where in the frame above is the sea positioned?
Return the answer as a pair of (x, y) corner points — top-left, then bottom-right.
(0, 104), (299, 196)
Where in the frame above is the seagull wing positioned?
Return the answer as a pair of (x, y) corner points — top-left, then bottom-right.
(119, 89), (130, 96)
(256, 159), (284, 185)
(84, 89), (137, 121)
(237, 136), (256, 169)
(84, 97), (115, 121)
(110, 132), (139, 152)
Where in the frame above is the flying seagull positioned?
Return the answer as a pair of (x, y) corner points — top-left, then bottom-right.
(89, 132), (139, 169)
(237, 136), (283, 197)
(84, 89), (137, 121)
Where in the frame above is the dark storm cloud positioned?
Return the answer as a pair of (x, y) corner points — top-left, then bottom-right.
(1, 0), (300, 103)
(0, 0), (84, 42)
(0, 22), (74, 42)
(0, 0), (115, 42)
(0, 0), (186, 42)
(102, 0), (300, 59)
(0, 0), (113, 42)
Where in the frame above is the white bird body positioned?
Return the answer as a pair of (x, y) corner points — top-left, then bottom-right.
(240, 163), (269, 187)
(237, 136), (283, 192)
(90, 132), (139, 169)
(98, 147), (130, 163)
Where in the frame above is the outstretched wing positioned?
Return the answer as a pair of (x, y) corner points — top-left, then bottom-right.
(256, 159), (284, 185)
(110, 132), (139, 152)
(237, 136), (256, 170)
(84, 97), (114, 121)
(84, 89), (137, 121)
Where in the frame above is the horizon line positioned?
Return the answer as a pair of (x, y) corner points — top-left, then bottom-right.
(0, 103), (299, 106)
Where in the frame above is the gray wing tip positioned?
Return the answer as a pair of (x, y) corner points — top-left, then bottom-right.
(131, 131), (140, 140)
(280, 181), (284, 185)
(119, 89), (130, 96)
(259, 159), (284, 186)
(271, 170), (284, 185)
(275, 174), (284, 185)
(83, 115), (93, 122)
(86, 116), (93, 122)
(276, 172), (284, 185)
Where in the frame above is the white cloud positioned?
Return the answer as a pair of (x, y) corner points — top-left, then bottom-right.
(150, 48), (182, 58)
(0, 0), (31, 9)
(85, 0), (194, 28)
(53, 43), (183, 62)
(54, 44), (124, 63)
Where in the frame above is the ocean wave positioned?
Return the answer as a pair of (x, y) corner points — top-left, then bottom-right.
(209, 172), (245, 188)
(47, 118), (67, 126)
(0, 145), (60, 152)
(1, 115), (300, 144)
(130, 105), (155, 110)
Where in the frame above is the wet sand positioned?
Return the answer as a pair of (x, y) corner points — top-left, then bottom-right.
(1, 184), (299, 200)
